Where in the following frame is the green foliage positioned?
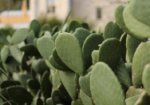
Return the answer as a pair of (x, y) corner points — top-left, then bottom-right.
(0, 1), (150, 104)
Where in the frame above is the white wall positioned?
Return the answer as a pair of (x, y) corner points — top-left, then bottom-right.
(30, 0), (48, 20)
(97, 0), (127, 29)
(30, 0), (39, 20)
(29, 0), (127, 29)
(54, 0), (70, 20)
(71, 0), (127, 29)
(38, 0), (48, 15)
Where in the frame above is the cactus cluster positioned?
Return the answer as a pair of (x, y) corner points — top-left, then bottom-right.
(0, 0), (150, 105)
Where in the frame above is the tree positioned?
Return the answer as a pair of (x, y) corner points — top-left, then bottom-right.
(0, 0), (29, 12)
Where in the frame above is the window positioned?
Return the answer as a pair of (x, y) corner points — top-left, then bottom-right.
(96, 7), (102, 19)
(52, 6), (55, 13)
(48, 5), (55, 13)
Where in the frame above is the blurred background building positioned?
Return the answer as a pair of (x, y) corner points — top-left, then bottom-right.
(0, 0), (127, 29)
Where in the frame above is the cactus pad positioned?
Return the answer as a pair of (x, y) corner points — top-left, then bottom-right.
(56, 33), (84, 75)
(132, 41), (150, 87)
(90, 62), (125, 105)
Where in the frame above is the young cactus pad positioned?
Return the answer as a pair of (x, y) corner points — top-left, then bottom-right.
(59, 71), (78, 100)
(0, 45), (9, 63)
(142, 64), (150, 95)
(99, 38), (121, 69)
(126, 35), (141, 62)
(90, 62), (125, 105)
(132, 41), (150, 87)
(29, 19), (41, 37)
(74, 27), (90, 47)
(103, 21), (123, 39)
(50, 49), (71, 71)
(123, 0), (150, 40)
(79, 90), (93, 105)
(79, 72), (91, 96)
(82, 33), (103, 69)
(11, 28), (29, 44)
(55, 33), (84, 75)
(115, 5), (126, 31)
(125, 95), (140, 105)
(9, 45), (23, 63)
(37, 34), (54, 59)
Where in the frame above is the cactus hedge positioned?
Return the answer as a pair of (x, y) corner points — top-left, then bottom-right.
(0, 0), (150, 105)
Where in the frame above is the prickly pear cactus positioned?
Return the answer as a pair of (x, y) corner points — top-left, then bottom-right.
(79, 90), (93, 105)
(123, 0), (150, 40)
(1, 86), (33, 105)
(55, 33), (84, 75)
(49, 49), (71, 71)
(126, 95), (140, 105)
(37, 33), (54, 59)
(82, 33), (103, 69)
(90, 62), (125, 105)
(142, 65), (150, 95)
(132, 41), (150, 87)
(126, 35), (141, 62)
(115, 5), (126, 31)
(79, 72), (91, 96)
(134, 91), (150, 105)
(99, 38), (121, 69)
(29, 19), (41, 37)
(59, 71), (78, 100)
(11, 28), (29, 44)
(74, 27), (90, 47)
(0, 0), (150, 104)
(103, 21), (123, 39)
(1, 45), (9, 63)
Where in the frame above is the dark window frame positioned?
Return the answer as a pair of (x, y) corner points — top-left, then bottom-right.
(48, 5), (55, 13)
(96, 7), (102, 19)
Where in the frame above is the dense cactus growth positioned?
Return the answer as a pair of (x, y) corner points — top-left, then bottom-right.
(0, 0), (150, 105)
